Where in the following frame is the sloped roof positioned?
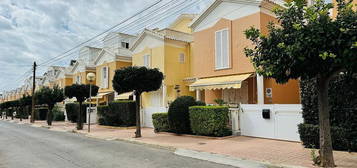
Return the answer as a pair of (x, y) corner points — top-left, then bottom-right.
(189, 0), (285, 29)
(130, 28), (193, 51)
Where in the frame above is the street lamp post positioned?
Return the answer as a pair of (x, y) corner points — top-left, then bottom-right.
(86, 72), (95, 133)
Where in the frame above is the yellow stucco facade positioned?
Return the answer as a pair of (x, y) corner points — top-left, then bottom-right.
(132, 15), (195, 108)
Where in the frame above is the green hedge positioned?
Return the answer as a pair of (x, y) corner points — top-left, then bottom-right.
(35, 108), (48, 120)
(53, 106), (65, 121)
(299, 75), (357, 152)
(168, 96), (199, 134)
(152, 113), (170, 132)
(189, 106), (231, 137)
(298, 124), (356, 151)
(65, 103), (88, 123)
(97, 101), (136, 126)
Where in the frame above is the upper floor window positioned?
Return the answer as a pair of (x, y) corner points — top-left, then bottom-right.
(179, 53), (185, 63)
(76, 75), (81, 84)
(143, 55), (151, 67)
(215, 29), (229, 70)
(121, 42), (129, 49)
(101, 66), (109, 88)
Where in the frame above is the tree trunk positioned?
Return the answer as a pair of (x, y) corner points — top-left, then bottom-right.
(19, 107), (22, 122)
(47, 106), (53, 126)
(317, 76), (335, 167)
(135, 91), (141, 138)
(77, 102), (83, 130)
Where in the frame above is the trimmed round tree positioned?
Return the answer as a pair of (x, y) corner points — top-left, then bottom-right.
(113, 66), (164, 138)
(35, 85), (65, 126)
(244, 0), (357, 166)
(64, 84), (98, 130)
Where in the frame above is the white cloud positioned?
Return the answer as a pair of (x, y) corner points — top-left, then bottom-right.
(0, 0), (212, 91)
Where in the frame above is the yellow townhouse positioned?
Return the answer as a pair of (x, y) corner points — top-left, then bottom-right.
(130, 14), (196, 127)
(41, 66), (65, 88)
(70, 46), (101, 86)
(91, 32), (136, 105)
(54, 62), (75, 89)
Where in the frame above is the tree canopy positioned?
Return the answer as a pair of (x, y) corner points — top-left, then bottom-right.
(244, 0), (356, 166)
(64, 84), (99, 102)
(35, 86), (65, 109)
(245, 0), (357, 83)
(113, 66), (164, 94)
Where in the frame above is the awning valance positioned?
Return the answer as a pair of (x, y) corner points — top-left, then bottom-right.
(115, 92), (133, 100)
(91, 91), (113, 99)
(189, 73), (252, 91)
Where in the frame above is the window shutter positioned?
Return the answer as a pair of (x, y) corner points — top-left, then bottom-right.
(179, 53), (185, 63)
(222, 29), (229, 68)
(215, 31), (222, 69)
(143, 55), (151, 67)
(105, 66), (109, 88)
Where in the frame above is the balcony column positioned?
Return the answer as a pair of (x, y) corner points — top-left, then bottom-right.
(256, 74), (264, 104)
(196, 90), (201, 101)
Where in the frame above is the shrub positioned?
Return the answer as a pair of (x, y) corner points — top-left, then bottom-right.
(298, 124), (354, 151)
(109, 101), (136, 126)
(53, 105), (65, 121)
(97, 101), (136, 126)
(97, 105), (110, 125)
(300, 75), (357, 152)
(152, 113), (169, 132)
(65, 103), (87, 123)
(35, 108), (48, 120)
(189, 106), (231, 137)
(168, 96), (197, 134)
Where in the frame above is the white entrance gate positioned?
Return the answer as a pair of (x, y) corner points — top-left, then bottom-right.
(239, 104), (303, 141)
(142, 107), (167, 128)
(142, 90), (167, 128)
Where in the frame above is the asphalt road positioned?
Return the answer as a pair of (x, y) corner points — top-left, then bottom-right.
(0, 121), (235, 168)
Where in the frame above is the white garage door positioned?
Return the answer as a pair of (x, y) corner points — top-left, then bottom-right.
(239, 104), (303, 141)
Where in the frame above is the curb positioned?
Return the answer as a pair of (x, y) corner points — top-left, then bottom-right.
(174, 149), (307, 168)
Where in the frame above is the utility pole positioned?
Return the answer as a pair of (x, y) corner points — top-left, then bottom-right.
(31, 61), (36, 123)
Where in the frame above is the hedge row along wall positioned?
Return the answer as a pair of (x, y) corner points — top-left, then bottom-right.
(299, 75), (357, 152)
(97, 101), (136, 127)
(152, 113), (169, 132)
(189, 106), (231, 137)
(65, 103), (88, 123)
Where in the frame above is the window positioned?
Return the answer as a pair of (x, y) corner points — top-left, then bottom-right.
(215, 29), (229, 69)
(143, 55), (151, 67)
(76, 75), (81, 84)
(179, 53), (185, 63)
(121, 42), (129, 49)
(101, 66), (109, 88)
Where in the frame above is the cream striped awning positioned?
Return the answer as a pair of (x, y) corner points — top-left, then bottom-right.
(189, 73), (252, 91)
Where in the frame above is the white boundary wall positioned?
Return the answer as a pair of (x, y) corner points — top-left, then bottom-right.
(231, 104), (303, 141)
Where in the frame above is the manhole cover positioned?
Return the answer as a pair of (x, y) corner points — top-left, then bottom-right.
(198, 142), (206, 145)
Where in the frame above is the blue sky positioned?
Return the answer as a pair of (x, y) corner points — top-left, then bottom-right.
(0, 0), (211, 92)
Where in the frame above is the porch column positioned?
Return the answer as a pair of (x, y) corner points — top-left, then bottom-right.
(162, 84), (166, 107)
(256, 74), (264, 104)
(196, 90), (201, 101)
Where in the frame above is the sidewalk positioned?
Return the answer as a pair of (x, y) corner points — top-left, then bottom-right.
(6, 119), (357, 168)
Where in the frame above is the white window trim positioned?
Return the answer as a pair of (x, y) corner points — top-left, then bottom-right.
(143, 54), (151, 68)
(215, 28), (230, 70)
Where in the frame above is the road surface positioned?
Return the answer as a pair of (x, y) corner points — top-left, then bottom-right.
(0, 121), (235, 168)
